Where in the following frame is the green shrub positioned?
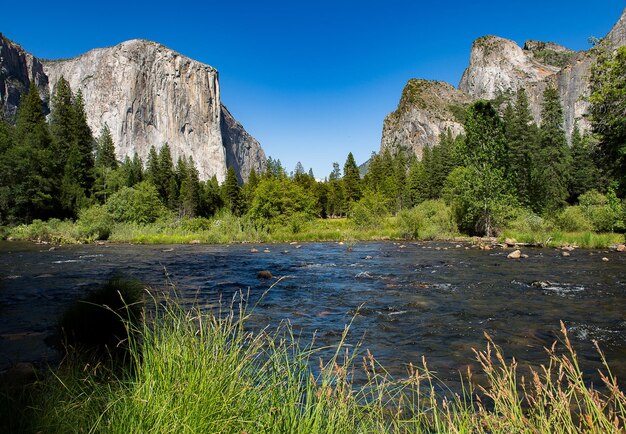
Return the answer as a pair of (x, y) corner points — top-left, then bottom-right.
(578, 189), (625, 232)
(398, 200), (457, 240)
(107, 181), (168, 224)
(179, 217), (213, 232)
(506, 209), (554, 233)
(349, 192), (389, 230)
(77, 205), (114, 240)
(556, 206), (594, 232)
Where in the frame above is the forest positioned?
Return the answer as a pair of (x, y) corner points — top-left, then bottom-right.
(0, 45), (624, 246)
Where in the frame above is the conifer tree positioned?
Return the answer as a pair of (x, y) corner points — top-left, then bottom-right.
(343, 152), (361, 203)
(95, 124), (117, 169)
(7, 83), (54, 222)
(178, 156), (200, 217)
(589, 46), (626, 194)
(145, 146), (159, 185)
(534, 86), (571, 212)
(223, 166), (242, 215)
(49, 76), (74, 171)
(506, 88), (538, 206)
(569, 124), (601, 201)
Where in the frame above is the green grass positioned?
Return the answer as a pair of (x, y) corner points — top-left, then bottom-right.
(3, 289), (625, 433)
(6, 214), (625, 249)
(500, 229), (625, 249)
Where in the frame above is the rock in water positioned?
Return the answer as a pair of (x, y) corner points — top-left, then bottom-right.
(257, 270), (273, 279)
(507, 250), (522, 259)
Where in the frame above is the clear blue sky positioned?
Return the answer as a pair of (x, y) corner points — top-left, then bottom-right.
(1, 1), (623, 178)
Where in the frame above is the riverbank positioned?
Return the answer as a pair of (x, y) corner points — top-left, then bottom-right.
(2, 292), (625, 433)
(3, 215), (625, 249)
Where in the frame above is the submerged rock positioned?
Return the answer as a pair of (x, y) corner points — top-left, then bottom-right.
(257, 270), (273, 279)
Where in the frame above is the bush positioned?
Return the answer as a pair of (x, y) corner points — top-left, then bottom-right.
(398, 200), (457, 240)
(578, 189), (625, 232)
(77, 204), (114, 240)
(556, 206), (594, 232)
(349, 192), (389, 230)
(179, 217), (213, 232)
(107, 181), (168, 224)
(505, 209), (554, 233)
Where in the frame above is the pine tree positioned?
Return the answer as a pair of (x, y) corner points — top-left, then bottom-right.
(157, 143), (177, 209)
(407, 159), (428, 207)
(534, 86), (571, 212)
(178, 156), (200, 217)
(8, 83), (55, 222)
(343, 152), (361, 203)
(506, 88), (538, 206)
(49, 76), (74, 172)
(95, 124), (117, 169)
(223, 166), (242, 215)
(589, 46), (626, 195)
(145, 146), (159, 185)
(569, 124), (601, 201)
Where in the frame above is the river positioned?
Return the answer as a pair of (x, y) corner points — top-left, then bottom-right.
(1, 240), (625, 390)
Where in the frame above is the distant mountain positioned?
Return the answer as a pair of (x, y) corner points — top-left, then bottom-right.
(380, 8), (626, 159)
(0, 35), (265, 182)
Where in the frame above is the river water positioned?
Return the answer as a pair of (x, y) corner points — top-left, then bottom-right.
(1, 240), (625, 389)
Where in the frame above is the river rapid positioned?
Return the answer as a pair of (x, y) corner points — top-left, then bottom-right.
(1, 241), (625, 390)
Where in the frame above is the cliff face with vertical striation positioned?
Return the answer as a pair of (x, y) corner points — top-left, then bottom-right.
(381, 8), (626, 159)
(0, 36), (265, 182)
(0, 33), (49, 120)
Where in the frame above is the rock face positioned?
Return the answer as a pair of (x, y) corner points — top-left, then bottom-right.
(0, 33), (49, 120)
(0, 36), (265, 182)
(380, 80), (469, 159)
(381, 8), (626, 159)
(221, 104), (266, 182)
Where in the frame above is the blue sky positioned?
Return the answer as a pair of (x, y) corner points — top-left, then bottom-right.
(1, 1), (623, 178)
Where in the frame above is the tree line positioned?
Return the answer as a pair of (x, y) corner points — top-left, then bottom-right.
(1, 44), (624, 237)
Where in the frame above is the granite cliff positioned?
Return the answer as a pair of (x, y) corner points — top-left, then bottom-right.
(0, 35), (265, 182)
(381, 8), (626, 159)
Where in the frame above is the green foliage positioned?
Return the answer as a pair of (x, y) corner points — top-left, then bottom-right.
(589, 46), (626, 194)
(556, 206), (594, 232)
(77, 204), (114, 240)
(534, 86), (571, 213)
(2, 84), (54, 223)
(505, 89), (539, 206)
(248, 177), (316, 225)
(95, 124), (118, 169)
(578, 188), (625, 232)
(349, 191), (389, 230)
(505, 208), (554, 233)
(450, 101), (515, 236)
(107, 181), (168, 224)
(532, 48), (575, 67)
(342, 152), (361, 203)
(397, 199), (457, 240)
(223, 167), (243, 215)
(569, 125), (602, 201)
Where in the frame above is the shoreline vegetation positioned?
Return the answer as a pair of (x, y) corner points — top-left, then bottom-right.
(2, 286), (625, 433)
(3, 213), (624, 250)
